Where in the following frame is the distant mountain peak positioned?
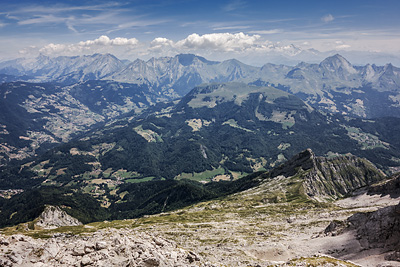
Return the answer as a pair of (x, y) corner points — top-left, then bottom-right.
(319, 54), (357, 74)
(320, 54), (351, 66)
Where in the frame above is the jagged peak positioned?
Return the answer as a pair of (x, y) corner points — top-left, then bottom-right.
(266, 149), (385, 201)
(384, 63), (394, 72)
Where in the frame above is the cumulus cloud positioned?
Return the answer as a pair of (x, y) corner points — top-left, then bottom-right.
(39, 35), (139, 55)
(321, 14), (335, 23)
(176, 32), (261, 52)
(78, 35), (138, 46)
(150, 37), (174, 49)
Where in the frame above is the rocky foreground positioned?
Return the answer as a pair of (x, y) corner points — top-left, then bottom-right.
(0, 228), (207, 267)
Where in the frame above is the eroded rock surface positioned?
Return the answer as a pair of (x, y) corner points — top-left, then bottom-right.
(35, 205), (82, 229)
(0, 228), (206, 267)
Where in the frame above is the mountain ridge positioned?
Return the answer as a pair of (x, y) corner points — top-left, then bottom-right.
(1, 53), (399, 119)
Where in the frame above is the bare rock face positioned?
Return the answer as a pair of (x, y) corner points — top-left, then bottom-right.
(35, 205), (82, 229)
(347, 202), (400, 251)
(0, 228), (207, 266)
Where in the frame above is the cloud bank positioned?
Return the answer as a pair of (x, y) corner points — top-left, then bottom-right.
(38, 32), (274, 56)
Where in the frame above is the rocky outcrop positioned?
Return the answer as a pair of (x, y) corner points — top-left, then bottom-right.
(347, 202), (400, 251)
(270, 149), (386, 201)
(35, 205), (82, 229)
(0, 228), (206, 266)
(325, 201), (400, 259)
(368, 172), (400, 197)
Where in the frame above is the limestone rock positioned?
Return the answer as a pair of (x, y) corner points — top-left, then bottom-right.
(347, 202), (400, 251)
(0, 228), (207, 266)
(35, 205), (82, 229)
(325, 201), (400, 255)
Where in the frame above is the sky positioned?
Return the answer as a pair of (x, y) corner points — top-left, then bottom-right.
(0, 0), (399, 65)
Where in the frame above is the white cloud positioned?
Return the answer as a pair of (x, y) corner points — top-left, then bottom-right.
(39, 36), (139, 56)
(176, 32), (261, 52)
(40, 43), (69, 54)
(321, 14), (335, 23)
(78, 36), (138, 46)
(150, 37), (174, 49)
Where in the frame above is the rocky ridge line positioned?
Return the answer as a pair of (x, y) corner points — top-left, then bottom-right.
(269, 149), (385, 201)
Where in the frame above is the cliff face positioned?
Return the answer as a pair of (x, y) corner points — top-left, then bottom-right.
(270, 149), (386, 201)
(303, 153), (385, 201)
(35, 206), (82, 229)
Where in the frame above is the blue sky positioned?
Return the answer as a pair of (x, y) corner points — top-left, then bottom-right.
(0, 0), (399, 64)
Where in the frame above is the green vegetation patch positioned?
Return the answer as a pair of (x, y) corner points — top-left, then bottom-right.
(222, 119), (254, 133)
(175, 168), (226, 183)
(125, 177), (158, 183)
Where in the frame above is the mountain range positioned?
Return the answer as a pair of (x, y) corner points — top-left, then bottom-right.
(1, 53), (399, 119)
(0, 53), (399, 169)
